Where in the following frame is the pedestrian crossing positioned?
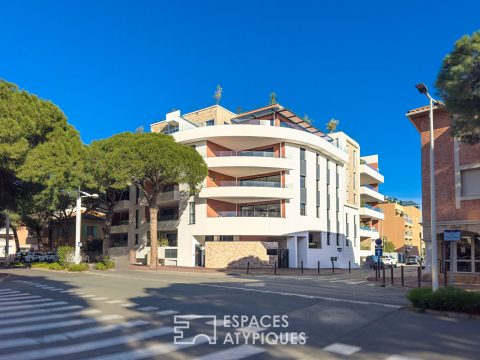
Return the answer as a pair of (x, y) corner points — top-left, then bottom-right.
(0, 286), (266, 360)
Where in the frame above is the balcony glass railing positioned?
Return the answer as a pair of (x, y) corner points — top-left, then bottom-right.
(215, 211), (281, 218)
(214, 180), (284, 188)
(362, 204), (384, 213)
(213, 150), (280, 158)
(360, 225), (378, 232)
(361, 161), (380, 173)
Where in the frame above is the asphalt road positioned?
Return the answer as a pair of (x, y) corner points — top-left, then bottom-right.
(0, 267), (478, 360)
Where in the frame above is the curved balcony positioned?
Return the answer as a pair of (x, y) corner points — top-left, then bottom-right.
(200, 181), (294, 203)
(173, 124), (349, 164)
(206, 152), (294, 177)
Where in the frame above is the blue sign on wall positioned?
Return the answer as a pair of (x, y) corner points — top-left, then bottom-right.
(444, 230), (461, 241)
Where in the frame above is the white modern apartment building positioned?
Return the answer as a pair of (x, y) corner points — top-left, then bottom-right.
(109, 104), (384, 269)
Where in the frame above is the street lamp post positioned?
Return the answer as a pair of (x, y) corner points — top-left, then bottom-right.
(74, 189), (99, 264)
(415, 82), (440, 291)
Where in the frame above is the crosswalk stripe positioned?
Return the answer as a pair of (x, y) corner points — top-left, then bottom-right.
(0, 291), (22, 296)
(0, 319), (149, 350)
(79, 294), (95, 298)
(155, 310), (178, 316)
(120, 303), (135, 307)
(92, 297), (109, 301)
(0, 294), (36, 303)
(0, 309), (101, 326)
(0, 305), (84, 319)
(138, 306), (158, 311)
(0, 301), (67, 312)
(0, 289), (12, 292)
(105, 300), (124, 304)
(0, 326), (174, 360)
(86, 335), (207, 360)
(0, 314), (123, 336)
(192, 345), (265, 360)
(323, 342), (362, 356)
(0, 298), (53, 306)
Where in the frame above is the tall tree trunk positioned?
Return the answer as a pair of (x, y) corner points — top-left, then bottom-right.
(103, 212), (113, 256)
(35, 228), (42, 251)
(149, 207), (158, 270)
(12, 227), (20, 253)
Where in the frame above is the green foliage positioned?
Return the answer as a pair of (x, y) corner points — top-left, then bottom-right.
(383, 238), (395, 253)
(158, 237), (169, 247)
(326, 119), (339, 133)
(48, 262), (64, 270)
(436, 31), (480, 144)
(31, 262), (64, 270)
(67, 263), (89, 272)
(407, 287), (480, 315)
(269, 92), (277, 105)
(303, 114), (314, 124)
(95, 262), (107, 270)
(57, 246), (74, 267)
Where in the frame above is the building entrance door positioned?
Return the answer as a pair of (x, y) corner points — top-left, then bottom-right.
(454, 233), (480, 273)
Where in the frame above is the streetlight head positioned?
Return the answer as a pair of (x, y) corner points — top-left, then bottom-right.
(92, 194), (99, 198)
(415, 83), (428, 95)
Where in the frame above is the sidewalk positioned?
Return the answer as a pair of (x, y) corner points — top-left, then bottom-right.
(129, 264), (353, 276)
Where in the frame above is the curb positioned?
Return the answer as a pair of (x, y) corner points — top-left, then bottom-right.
(411, 306), (480, 320)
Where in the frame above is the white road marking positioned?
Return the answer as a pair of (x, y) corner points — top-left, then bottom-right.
(120, 302), (135, 307)
(86, 336), (207, 360)
(0, 305), (83, 319)
(138, 306), (158, 311)
(0, 314), (123, 336)
(155, 310), (178, 316)
(0, 301), (67, 311)
(0, 289), (12, 292)
(92, 297), (109, 301)
(47, 288), (64, 291)
(0, 291), (22, 296)
(0, 320), (149, 350)
(105, 300), (124, 304)
(0, 298), (53, 306)
(323, 342), (362, 356)
(386, 356), (423, 360)
(79, 294), (96, 298)
(202, 284), (403, 309)
(1, 326), (174, 360)
(177, 314), (205, 319)
(0, 309), (101, 325)
(192, 345), (265, 360)
(0, 295), (36, 301)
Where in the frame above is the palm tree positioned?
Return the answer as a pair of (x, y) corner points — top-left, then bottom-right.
(214, 85), (223, 105)
(326, 118), (339, 133)
(269, 92), (277, 105)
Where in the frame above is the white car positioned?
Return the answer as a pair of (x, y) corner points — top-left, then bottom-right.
(25, 252), (46, 262)
(44, 252), (58, 263)
(381, 256), (398, 268)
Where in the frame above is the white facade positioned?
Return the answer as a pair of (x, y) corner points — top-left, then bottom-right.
(112, 105), (384, 269)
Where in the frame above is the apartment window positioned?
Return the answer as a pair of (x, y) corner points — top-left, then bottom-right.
(327, 219), (331, 246)
(353, 172), (356, 188)
(162, 184), (175, 193)
(345, 214), (349, 237)
(461, 168), (480, 196)
(165, 249), (178, 258)
(336, 215), (340, 246)
(309, 232), (322, 249)
(205, 235), (214, 242)
(135, 209), (139, 229)
(316, 180), (320, 191)
(219, 236), (234, 242)
(112, 211), (129, 226)
(110, 233), (128, 248)
(336, 164), (339, 188)
(189, 202), (195, 224)
(336, 187), (339, 211)
(160, 231), (178, 246)
(300, 175), (306, 188)
(354, 215), (357, 246)
(135, 186), (140, 205)
(300, 148), (306, 161)
(135, 233), (139, 245)
(158, 207), (179, 221)
(353, 150), (357, 167)
(206, 119), (214, 126)
(316, 153), (320, 165)
(300, 203), (306, 216)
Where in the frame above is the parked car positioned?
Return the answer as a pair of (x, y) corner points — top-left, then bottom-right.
(44, 252), (58, 263)
(381, 255), (398, 268)
(369, 256), (385, 270)
(24, 252), (46, 262)
(15, 251), (29, 262)
(406, 255), (421, 265)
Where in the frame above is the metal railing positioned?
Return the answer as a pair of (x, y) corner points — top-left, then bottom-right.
(360, 225), (378, 232)
(215, 211), (281, 218)
(214, 180), (284, 188)
(213, 150), (280, 158)
(362, 204), (384, 213)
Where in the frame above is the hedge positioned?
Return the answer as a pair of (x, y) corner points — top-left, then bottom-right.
(407, 287), (480, 315)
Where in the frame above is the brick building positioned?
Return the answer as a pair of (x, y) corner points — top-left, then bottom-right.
(407, 105), (480, 280)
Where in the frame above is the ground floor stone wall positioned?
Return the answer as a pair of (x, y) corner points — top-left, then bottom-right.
(205, 241), (278, 268)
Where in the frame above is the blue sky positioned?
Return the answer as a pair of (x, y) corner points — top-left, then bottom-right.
(1, 1), (479, 203)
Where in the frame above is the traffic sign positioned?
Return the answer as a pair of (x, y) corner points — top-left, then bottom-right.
(375, 245), (383, 257)
(375, 238), (382, 246)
